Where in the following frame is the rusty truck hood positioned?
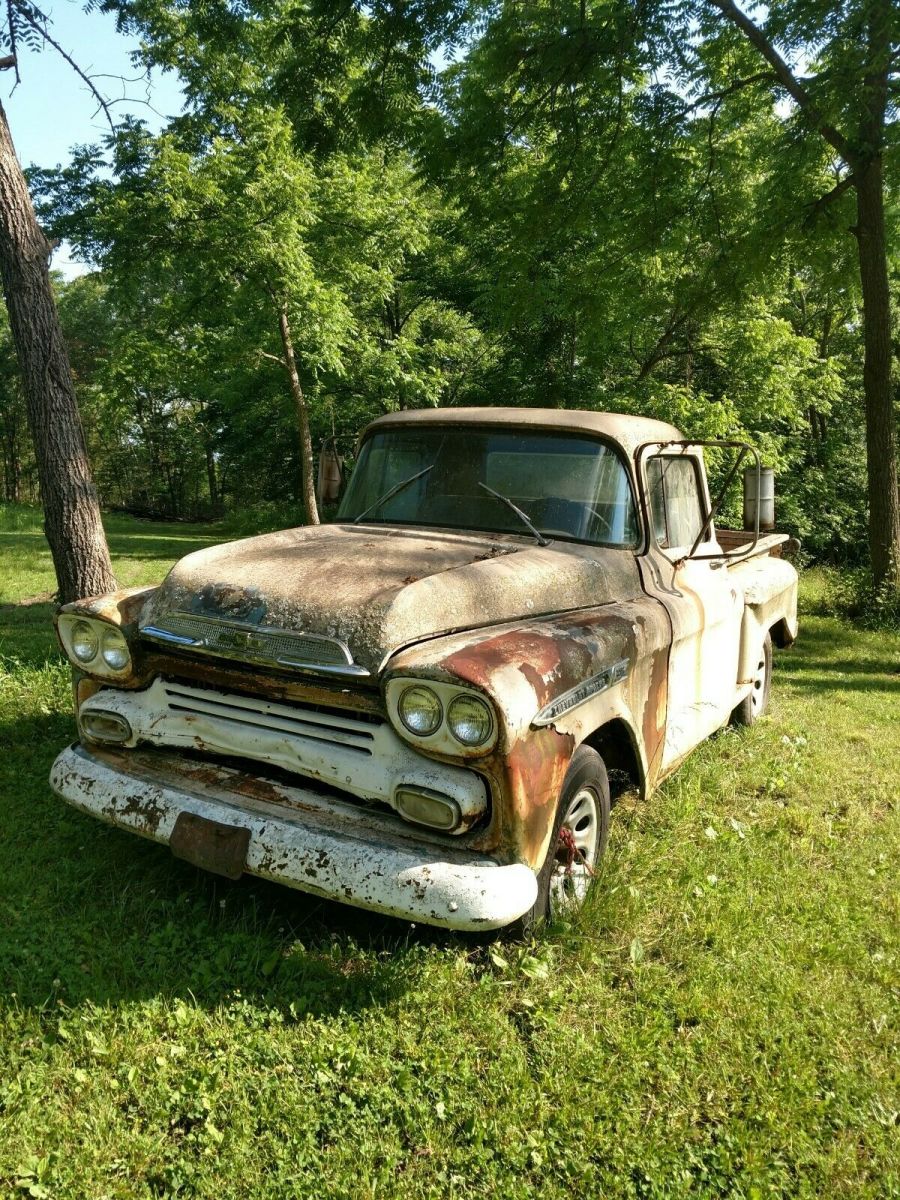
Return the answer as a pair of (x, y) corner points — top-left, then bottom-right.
(142, 523), (642, 675)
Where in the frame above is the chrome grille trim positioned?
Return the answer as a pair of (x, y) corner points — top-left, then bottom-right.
(162, 681), (378, 755)
(141, 613), (370, 679)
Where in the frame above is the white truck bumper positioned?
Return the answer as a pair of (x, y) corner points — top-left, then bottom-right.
(50, 743), (537, 931)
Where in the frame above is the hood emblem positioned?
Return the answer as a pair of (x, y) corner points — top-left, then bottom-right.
(213, 628), (263, 653)
(140, 612), (370, 679)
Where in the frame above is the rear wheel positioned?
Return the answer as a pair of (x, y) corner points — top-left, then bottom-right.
(513, 746), (610, 935)
(731, 632), (772, 727)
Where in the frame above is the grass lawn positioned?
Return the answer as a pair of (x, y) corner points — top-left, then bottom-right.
(0, 504), (897, 1199)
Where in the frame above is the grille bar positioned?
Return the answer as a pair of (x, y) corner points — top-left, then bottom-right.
(162, 681), (380, 755)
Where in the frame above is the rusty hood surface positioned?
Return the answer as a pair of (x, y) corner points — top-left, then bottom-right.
(142, 523), (643, 675)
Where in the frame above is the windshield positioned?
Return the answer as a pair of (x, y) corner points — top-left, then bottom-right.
(336, 425), (639, 547)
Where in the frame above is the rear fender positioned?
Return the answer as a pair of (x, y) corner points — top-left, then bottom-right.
(730, 558), (799, 682)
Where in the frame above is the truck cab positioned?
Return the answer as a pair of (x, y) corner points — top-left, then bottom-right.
(50, 409), (798, 931)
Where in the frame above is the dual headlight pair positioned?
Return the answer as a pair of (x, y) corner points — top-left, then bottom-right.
(57, 615), (132, 677)
(393, 682), (496, 751)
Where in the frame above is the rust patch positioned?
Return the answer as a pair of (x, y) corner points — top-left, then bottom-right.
(641, 643), (669, 787)
(507, 725), (575, 867)
(114, 790), (168, 836)
(59, 586), (157, 628)
(170, 811), (250, 880)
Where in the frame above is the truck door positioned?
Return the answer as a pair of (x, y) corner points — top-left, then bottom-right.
(641, 449), (743, 772)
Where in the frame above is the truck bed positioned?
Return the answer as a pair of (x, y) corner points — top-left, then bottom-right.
(718, 529), (792, 561)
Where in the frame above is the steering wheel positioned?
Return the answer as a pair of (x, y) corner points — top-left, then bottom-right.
(585, 504), (616, 541)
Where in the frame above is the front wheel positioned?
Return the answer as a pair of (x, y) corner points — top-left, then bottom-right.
(514, 746), (610, 935)
(731, 632), (772, 727)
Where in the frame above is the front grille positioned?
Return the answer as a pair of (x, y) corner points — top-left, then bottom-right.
(162, 679), (381, 756)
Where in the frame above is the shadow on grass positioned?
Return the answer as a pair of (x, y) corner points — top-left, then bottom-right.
(777, 621), (900, 694)
(0, 712), (459, 1022)
(0, 598), (59, 667)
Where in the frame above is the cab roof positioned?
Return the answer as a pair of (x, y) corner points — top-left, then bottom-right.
(364, 407), (684, 458)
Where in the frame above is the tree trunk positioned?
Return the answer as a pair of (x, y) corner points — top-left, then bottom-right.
(854, 156), (900, 589)
(205, 441), (219, 513)
(278, 304), (319, 526)
(0, 98), (116, 602)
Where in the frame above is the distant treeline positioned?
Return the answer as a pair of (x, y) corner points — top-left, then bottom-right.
(3, 0), (895, 568)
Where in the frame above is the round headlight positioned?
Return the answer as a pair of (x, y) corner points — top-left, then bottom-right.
(71, 620), (99, 663)
(101, 626), (131, 671)
(447, 694), (493, 747)
(398, 685), (442, 736)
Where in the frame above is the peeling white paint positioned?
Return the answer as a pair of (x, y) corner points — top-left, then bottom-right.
(79, 677), (488, 828)
(50, 744), (537, 931)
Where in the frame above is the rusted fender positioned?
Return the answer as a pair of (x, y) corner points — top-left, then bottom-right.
(386, 597), (671, 870)
(56, 587), (159, 692)
(58, 586), (158, 628)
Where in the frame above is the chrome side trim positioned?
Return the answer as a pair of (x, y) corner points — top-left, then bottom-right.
(532, 659), (629, 727)
(142, 625), (197, 647)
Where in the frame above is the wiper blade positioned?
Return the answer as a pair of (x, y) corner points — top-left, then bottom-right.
(352, 465), (433, 524)
(478, 482), (550, 547)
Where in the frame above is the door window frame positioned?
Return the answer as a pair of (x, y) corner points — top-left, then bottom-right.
(635, 440), (763, 562)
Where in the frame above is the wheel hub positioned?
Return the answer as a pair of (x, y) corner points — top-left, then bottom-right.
(548, 785), (600, 915)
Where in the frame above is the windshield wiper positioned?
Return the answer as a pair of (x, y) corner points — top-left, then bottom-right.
(352, 465), (433, 524)
(478, 482), (550, 547)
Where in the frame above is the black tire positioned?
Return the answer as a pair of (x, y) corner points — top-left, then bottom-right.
(511, 745), (610, 937)
(731, 632), (772, 727)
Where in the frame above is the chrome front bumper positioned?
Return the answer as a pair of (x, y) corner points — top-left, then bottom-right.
(49, 744), (537, 931)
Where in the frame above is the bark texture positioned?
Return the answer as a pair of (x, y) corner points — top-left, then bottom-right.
(711, 0), (900, 590)
(278, 304), (320, 525)
(0, 98), (116, 602)
(854, 156), (900, 587)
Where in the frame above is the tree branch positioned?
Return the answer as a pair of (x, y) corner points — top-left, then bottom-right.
(709, 0), (856, 167)
(687, 70), (777, 110)
(804, 173), (856, 223)
(18, 8), (115, 132)
(4, 0), (18, 85)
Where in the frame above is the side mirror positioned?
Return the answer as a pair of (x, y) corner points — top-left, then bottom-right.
(743, 466), (775, 532)
(316, 439), (344, 509)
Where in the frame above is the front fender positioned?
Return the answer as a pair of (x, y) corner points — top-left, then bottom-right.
(386, 599), (670, 869)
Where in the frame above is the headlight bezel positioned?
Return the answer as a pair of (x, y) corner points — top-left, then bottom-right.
(57, 613), (133, 680)
(385, 677), (498, 755)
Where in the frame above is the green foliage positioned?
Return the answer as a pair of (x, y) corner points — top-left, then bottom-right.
(814, 565), (900, 630)
(18, 0), (899, 556)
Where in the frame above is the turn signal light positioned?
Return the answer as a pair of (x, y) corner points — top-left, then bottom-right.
(395, 788), (461, 832)
(79, 709), (132, 745)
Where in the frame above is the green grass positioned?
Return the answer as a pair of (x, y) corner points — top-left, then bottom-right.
(0, 506), (897, 1199)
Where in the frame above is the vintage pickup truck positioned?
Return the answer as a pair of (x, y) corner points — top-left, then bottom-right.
(50, 409), (798, 931)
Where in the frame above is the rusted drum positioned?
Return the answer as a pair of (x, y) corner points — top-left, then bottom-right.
(743, 465), (775, 531)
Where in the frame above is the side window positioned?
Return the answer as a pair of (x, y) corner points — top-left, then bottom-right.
(646, 456), (706, 549)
